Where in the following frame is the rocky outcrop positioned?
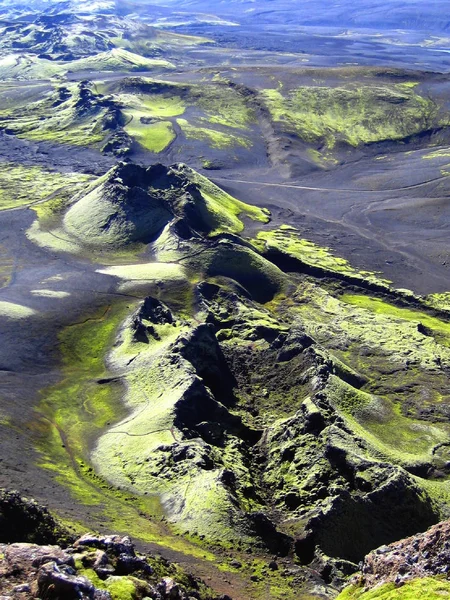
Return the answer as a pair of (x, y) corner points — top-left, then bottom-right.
(356, 519), (450, 588)
(0, 524), (221, 600)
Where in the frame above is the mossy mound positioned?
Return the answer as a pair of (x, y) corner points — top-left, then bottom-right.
(87, 277), (440, 567)
(64, 163), (174, 247)
(31, 160), (270, 258)
(0, 81), (120, 147)
(0, 49), (174, 81)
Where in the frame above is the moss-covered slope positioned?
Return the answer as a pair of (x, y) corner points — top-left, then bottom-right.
(27, 160), (450, 599)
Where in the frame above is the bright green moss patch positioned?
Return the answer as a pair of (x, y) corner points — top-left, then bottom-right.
(123, 113), (175, 152)
(337, 577), (450, 599)
(0, 163), (92, 211)
(190, 84), (255, 129)
(77, 568), (146, 599)
(260, 83), (438, 148)
(177, 118), (252, 149)
(424, 292), (450, 313)
(139, 95), (186, 117)
(341, 295), (450, 346)
(179, 165), (270, 234)
(256, 227), (391, 287)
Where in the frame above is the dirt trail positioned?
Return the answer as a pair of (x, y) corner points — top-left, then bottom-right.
(212, 174), (450, 194)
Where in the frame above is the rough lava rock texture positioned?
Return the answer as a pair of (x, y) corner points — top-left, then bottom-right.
(0, 510), (221, 600)
(356, 519), (450, 588)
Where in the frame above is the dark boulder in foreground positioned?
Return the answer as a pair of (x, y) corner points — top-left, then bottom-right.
(0, 489), (71, 546)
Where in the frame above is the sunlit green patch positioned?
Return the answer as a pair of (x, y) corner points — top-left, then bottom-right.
(337, 576), (450, 599)
(424, 292), (450, 312)
(0, 163), (92, 211)
(178, 165), (270, 234)
(177, 118), (252, 149)
(423, 148), (450, 160)
(255, 227), (391, 287)
(26, 222), (83, 255)
(337, 389), (449, 469)
(276, 282), (450, 470)
(75, 569), (145, 600)
(123, 112), (175, 152)
(91, 315), (255, 545)
(189, 84), (255, 129)
(139, 95), (186, 118)
(260, 83), (439, 149)
(306, 148), (339, 167)
(341, 294), (450, 346)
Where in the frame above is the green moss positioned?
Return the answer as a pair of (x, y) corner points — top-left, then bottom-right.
(0, 163), (92, 211)
(424, 149), (450, 160)
(256, 227), (391, 287)
(33, 301), (217, 560)
(424, 292), (450, 313)
(177, 118), (252, 149)
(176, 165), (270, 234)
(139, 95), (186, 117)
(76, 568), (144, 600)
(261, 83), (438, 148)
(104, 576), (141, 600)
(123, 114), (175, 152)
(190, 84), (255, 129)
(271, 281), (450, 480)
(90, 315), (252, 545)
(337, 577), (450, 599)
(0, 83), (111, 147)
(341, 295), (450, 347)
(306, 148), (338, 167)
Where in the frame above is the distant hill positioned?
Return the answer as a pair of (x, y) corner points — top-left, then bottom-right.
(1, 0), (449, 34)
